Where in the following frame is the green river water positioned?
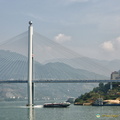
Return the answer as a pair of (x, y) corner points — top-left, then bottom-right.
(0, 101), (120, 120)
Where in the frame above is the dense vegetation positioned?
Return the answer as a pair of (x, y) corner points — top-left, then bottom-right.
(75, 82), (120, 104)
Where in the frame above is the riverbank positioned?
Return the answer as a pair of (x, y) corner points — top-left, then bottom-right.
(74, 82), (120, 106)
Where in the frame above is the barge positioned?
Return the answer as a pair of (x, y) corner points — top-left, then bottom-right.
(43, 102), (71, 108)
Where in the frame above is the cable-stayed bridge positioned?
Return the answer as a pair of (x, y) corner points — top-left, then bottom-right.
(0, 21), (119, 106)
(0, 30), (112, 81)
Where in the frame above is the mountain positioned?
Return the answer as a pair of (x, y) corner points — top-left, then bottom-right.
(36, 62), (107, 79)
(43, 57), (120, 76)
(0, 50), (108, 80)
(0, 50), (109, 101)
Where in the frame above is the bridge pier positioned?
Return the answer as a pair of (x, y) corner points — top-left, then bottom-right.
(110, 82), (113, 89)
(32, 82), (34, 105)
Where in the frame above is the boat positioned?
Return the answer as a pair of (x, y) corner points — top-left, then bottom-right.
(66, 97), (75, 103)
(43, 102), (71, 108)
(93, 103), (120, 106)
(92, 98), (104, 106)
(92, 98), (120, 106)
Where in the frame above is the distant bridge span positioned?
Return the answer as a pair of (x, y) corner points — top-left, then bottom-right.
(0, 79), (120, 84)
(0, 79), (118, 105)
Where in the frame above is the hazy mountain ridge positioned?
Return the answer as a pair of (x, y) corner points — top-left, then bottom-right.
(0, 50), (107, 80)
(43, 57), (120, 76)
(0, 50), (117, 101)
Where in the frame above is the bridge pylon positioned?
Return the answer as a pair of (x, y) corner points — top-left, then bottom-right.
(27, 21), (33, 106)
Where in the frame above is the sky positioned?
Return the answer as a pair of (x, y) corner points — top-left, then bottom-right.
(0, 0), (120, 60)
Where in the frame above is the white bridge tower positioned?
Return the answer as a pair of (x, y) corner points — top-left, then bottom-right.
(27, 21), (33, 106)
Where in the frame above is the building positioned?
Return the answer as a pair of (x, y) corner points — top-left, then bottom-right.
(111, 71), (119, 80)
(110, 70), (120, 89)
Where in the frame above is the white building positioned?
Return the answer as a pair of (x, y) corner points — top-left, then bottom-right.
(111, 71), (119, 80)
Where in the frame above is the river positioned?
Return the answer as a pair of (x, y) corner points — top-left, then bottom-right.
(0, 101), (120, 120)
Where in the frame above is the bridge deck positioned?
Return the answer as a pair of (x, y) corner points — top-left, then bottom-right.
(0, 79), (120, 83)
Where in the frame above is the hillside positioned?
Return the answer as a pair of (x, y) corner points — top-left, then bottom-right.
(75, 82), (120, 104)
(44, 57), (120, 76)
(0, 50), (107, 80)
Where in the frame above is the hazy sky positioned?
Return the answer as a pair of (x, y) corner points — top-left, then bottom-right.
(0, 0), (120, 60)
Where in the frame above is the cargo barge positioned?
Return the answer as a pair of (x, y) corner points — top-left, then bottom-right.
(43, 102), (71, 108)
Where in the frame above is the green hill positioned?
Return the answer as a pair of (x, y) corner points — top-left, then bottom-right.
(75, 82), (120, 104)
